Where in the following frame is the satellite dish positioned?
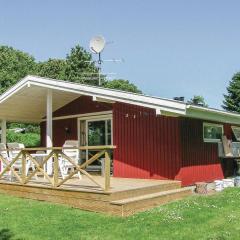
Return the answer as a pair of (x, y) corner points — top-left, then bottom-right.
(89, 36), (105, 54)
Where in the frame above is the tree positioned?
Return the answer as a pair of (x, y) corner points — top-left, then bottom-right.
(223, 72), (240, 112)
(36, 59), (67, 80)
(0, 45), (142, 93)
(36, 45), (103, 85)
(103, 79), (142, 94)
(188, 95), (208, 107)
(65, 45), (100, 85)
(0, 46), (36, 93)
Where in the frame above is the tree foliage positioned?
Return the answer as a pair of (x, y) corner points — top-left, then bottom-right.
(188, 95), (208, 107)
(223, 72), (240, 112)
(7, 131), (40, 147)
(36, 58), (67, 80)
(0, 46), (36, 93)
(65, 45), (99, 85)
(36, 45), (107, 85)
(0, 44), (141, 93)
(103, 79), (142, 93)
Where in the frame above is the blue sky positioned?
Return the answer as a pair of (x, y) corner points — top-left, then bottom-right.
(1, 0), (240, 108)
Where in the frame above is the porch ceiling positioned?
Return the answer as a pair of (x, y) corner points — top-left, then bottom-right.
(0, 85), (80, 123)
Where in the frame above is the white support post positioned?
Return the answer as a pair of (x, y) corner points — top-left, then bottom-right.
(0, 119), (6, 173)
(1, 119), (6, 144)
(46, 89), (53, 175)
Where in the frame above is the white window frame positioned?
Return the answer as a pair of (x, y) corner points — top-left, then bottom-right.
(231, 126), (240, 141)
(203, 122), (223, 143)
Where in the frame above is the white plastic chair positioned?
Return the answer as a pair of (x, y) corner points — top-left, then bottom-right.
(59, 140), (81, 179)
(7, 143), (37, 179)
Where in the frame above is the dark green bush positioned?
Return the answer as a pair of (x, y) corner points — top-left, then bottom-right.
(7, 131), (40, 147)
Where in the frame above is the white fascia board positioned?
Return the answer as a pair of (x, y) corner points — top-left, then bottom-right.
(92, 96), (115, 104)
(187, 105), (240, 118)
(0, 75), (186, 115)
(186, 105), (240, 125)
(0, 76), (29, 103)
(25, 76), (187, 115)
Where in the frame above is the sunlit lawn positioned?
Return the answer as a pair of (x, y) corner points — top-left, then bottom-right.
(0, 188), (240, 240)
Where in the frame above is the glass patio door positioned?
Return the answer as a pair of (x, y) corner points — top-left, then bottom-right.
(79, 115), (112, 166)
(87, 120), (111, 146)
(86, 119), (112, 163)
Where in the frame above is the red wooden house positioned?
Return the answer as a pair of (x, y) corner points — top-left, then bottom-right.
(0, 75), (239, 186)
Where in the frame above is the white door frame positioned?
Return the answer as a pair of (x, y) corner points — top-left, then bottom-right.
(77, 112), (113, 161)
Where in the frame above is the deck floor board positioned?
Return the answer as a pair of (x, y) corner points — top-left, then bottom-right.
(0, 175), (179, 193)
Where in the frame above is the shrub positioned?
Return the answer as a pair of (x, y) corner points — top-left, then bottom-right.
(7, 131), (40, 147)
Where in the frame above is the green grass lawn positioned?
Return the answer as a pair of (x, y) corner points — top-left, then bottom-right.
(1, 188), (240, 240)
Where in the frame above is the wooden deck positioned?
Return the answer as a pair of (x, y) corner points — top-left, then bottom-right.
(0, 176), (192, 216)
(0, 146), (192, 216)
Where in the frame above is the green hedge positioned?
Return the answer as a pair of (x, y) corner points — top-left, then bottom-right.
(7, 131), (40, 147)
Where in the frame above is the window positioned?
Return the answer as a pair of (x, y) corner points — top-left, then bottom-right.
(232, 126), (240, 141)
(203, 123), (223, 142)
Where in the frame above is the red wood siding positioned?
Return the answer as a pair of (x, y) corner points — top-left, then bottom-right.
(41, 118), (78, 147)
(53, 96), (112, 117)
(177, 118), (224, 186)
(40, 96), (112, 146)
(113, 103), (235, 186)
(113, 102), (182, 181)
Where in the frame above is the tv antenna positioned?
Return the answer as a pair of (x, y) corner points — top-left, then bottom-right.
(88, 35), (123, 85)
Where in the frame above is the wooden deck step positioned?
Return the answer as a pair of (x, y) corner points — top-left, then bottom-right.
(109, 181), (181, 201)
(110, 187), (193, 216)
(0, 178), (190, 216)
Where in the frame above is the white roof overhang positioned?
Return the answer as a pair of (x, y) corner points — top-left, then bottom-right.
(186, 105), (240, 125)
(0, 75), (239, 125)
(0, 75), (187, 123)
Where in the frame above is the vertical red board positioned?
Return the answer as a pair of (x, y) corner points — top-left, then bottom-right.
(113, 102), (181, 180)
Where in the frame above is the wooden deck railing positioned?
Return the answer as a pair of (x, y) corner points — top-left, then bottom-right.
(0, 145), (115, 192)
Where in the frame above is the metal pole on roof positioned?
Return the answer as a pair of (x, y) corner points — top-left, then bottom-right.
(98, 52), (102, 86)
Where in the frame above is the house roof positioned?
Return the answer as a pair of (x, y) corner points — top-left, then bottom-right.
(0, 75), (239, 124)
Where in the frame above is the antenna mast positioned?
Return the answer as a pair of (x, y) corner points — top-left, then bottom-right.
(97, 52), (102, 86)
(89, 35), (123, 86)
(89, 36), (105, 86)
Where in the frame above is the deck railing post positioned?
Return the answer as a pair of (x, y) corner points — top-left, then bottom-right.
(53, 150), (59, 187)
(104, 150), (111, 191)
(21, 150), (26, 184)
